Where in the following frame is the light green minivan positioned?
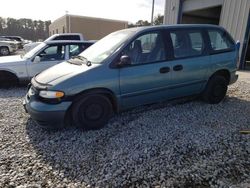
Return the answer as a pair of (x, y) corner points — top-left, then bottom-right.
(23, 24), (238, 130)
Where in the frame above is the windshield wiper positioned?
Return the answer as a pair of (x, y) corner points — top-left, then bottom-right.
(72, 55), (87, 62)
(67, 55), (86, 65)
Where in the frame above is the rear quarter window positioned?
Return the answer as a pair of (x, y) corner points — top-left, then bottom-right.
(208, 30), (235, 52)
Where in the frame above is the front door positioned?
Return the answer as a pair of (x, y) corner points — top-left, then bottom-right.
(27, 44), (66, 78)
(167, 29), (209, 98)
(119, 30), (171, 109)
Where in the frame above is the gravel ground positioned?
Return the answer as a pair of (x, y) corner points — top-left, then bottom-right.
(0, 81), (249, 187)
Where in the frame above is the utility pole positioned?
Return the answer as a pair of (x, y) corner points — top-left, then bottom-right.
(151, 0), (155, 25)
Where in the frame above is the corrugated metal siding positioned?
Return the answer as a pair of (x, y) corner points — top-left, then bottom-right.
(164, 0), (180, 24)
(220, 0), (250, 55)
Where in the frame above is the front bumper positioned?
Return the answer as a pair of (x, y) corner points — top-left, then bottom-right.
(23, 93), (72, 129)
(8, 46), (16, 53)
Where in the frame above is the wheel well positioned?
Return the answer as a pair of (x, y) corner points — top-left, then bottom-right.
(211, 69), (230, 85)
(72, 88), (119, 113)
(64, 88), (118, 127)
(0, 70), (19, 83)
(0, 46), (9, 51)
(0, 46), (9, 49)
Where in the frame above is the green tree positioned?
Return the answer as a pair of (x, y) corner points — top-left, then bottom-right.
(0, 16), (51, 41)
(153, 14), (164, 25)
(0, 18), (3, 34)
(136, 20), (151, 26)
(128, 16), (164, 28)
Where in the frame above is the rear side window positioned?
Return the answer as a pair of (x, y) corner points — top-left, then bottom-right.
(189, 32), (203, 52)
(208, 30), (234, 51)
(53, 35), (80, 40)
(170, 30), (204, 59)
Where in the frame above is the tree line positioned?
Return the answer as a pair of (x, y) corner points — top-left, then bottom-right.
(0, 17), (51, 41)
(128, 14), (164, 28)
(0, 14), (164, 41)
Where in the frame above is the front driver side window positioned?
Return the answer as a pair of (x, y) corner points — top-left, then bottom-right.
(38, 45), (65, 61)
(122, 31), (166, 65)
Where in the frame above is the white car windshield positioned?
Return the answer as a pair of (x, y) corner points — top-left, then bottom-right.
(78, 29), (135, 64)
(23, 42), (46, 59)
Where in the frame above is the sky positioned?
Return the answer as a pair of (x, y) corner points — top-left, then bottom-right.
(1, 0), (165, 23)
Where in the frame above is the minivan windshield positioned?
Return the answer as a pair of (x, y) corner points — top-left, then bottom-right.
(23, 42), (46, 59)
(78, 29), (135, 64)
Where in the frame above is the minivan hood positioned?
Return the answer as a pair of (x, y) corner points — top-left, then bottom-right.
(35, 61), (100, 85)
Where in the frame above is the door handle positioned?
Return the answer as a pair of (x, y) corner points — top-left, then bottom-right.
(173, 65), (183, 71)
(159, 67), (170, 73)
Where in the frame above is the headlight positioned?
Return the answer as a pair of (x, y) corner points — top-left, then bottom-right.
(28, 87), (35, 97)
(39, 90), (64, 99)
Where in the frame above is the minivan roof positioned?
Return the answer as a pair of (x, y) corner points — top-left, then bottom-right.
(124, 24), (225, 33)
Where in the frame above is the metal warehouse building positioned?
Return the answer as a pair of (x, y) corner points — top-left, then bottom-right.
(49, 14), (128, 40)
(164, 0), (250, 70)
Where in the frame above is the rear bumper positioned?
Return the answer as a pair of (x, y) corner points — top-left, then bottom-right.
(229, 71), (238, 85)
(23, 94), (72, 129)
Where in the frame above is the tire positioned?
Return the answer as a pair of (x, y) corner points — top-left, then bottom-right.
(0, 47), (10, 56)
(72, 94), (113, 130)
(202, 75), (228, 104)
(0, 72), (18, 88)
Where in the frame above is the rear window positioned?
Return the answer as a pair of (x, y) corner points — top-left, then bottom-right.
(208, 30), (234, 51)
(53, 35), (80, 40)
(170, 30), (204, 59)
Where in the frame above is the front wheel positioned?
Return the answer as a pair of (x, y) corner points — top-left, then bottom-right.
(202, 75), (228, 104)
(0, 47), (10, 56)
(72, 94), (113, 130)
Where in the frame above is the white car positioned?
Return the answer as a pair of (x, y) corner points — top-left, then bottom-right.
(23, 42), (42, 53)
(23, 33), (84, 53)
(0, 40), (94, 87)
(0, 40), (18, 56)
(0, 36), (25, 49)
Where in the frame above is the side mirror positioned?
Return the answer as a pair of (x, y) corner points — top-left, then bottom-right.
(33, 56), (41, 63)
(118, 55), (131, 67)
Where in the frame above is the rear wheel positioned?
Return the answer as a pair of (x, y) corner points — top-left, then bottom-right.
(202, 75), (228, 104)
(72, 94), (113, 130)
(0, 47), (10, 56)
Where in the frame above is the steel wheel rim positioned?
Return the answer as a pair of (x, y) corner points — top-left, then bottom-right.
(1, 48), (9, 55)
(81, 103), (104, 121)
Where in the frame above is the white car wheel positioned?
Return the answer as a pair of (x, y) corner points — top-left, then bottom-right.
(0, 47), (10, 56)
